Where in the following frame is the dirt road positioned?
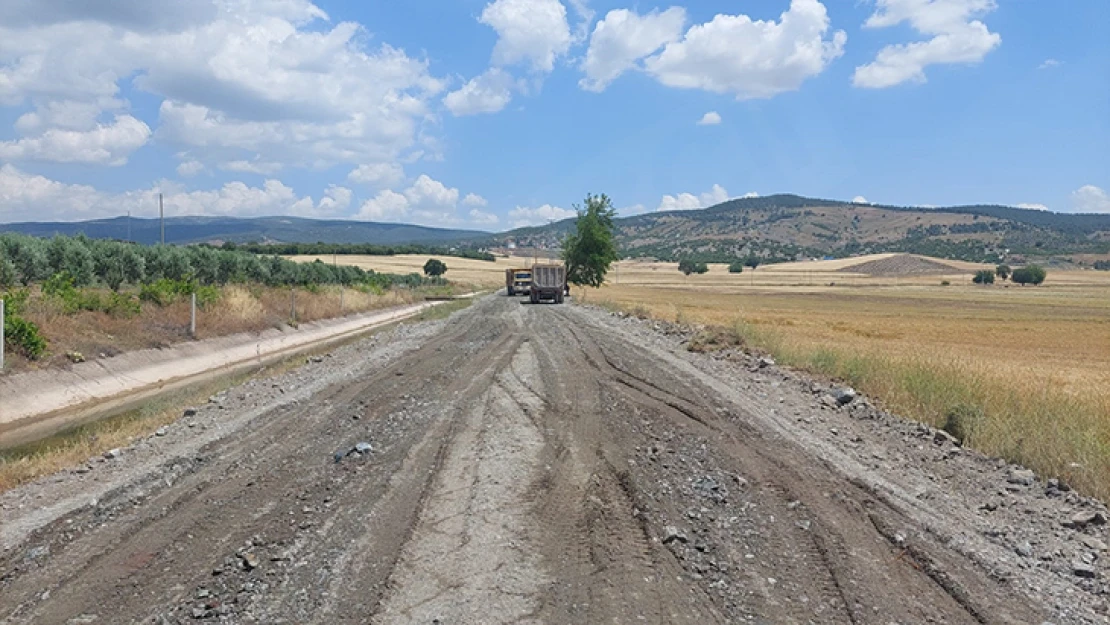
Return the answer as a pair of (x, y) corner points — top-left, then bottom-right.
(2, 296), (1106, 624)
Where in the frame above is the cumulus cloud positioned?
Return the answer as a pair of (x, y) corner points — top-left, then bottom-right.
(507, 204), (577, 228)
(0, 115), (150, 165)
(658, 184), (729, 211)
(356, 175), (492, 227)
(0, 164), (347, 223)
(852, 195), (870, 204)
(463, 193), (489, 207)
(697, 111), (722, 126)
(176, 159), (205, 178)
(853, 0), (1001, 89)
(1016, 202), (1048, 211)
(579, 7), (686, 92)
(741, 192), (759, 198)
(0, 0), (443, 172)
(444, 68), (516, 116)
(347, 163), (405, 189)
(480, 0), (572, 73)
(1071, 185), (1110, 213)
(641, 0), (846, 100)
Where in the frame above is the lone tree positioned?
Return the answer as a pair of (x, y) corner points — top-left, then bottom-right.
(972, 269), (995, 284)
(743, 255), (761, 270)
(1011, 264), (1047, 286)
(678, 259), (708, 275)
(423, 258), (447, 277)
(728, 261), (744, 273)
(563, 193), (618, 288)
(995, 264), (1011, 281)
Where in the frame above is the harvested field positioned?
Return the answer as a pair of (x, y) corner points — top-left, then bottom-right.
(836, 253), (967, 276)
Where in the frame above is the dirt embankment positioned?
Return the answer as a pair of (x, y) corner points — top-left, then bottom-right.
(1, 295), (1106, 624)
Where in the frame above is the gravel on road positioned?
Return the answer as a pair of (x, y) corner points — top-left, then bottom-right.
(1, 295), (1106, 624)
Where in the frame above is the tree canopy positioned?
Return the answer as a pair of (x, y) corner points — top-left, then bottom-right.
(563, 193), (619, 288)
(423, 258), (447, 277)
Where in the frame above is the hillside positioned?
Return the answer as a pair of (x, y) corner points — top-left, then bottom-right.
(495, 194), (1110, 264)
(0, 216), (488, 246)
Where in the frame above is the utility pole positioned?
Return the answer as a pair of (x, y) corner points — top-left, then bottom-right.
(159, 193), (165, 245)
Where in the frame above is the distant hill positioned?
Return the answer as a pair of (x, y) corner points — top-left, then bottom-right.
(492, 194), (1110, 264)
(0, 216), (488, 246)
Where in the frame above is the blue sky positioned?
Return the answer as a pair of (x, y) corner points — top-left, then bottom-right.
(0, 0), (1107, 230)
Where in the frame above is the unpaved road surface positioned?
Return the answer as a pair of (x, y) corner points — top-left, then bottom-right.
(2, 295), (1108, 624)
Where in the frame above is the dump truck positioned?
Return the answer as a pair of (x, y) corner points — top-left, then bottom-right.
(529, 264), (566, 304)
(505, 268), (532, 296)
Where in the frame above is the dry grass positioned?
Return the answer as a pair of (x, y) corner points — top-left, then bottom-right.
(4, 284), (432, 372)
(0, 374), (248, 492)
(592, 262), (1110, 499)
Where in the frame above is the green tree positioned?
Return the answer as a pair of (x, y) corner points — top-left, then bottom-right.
(94, 242), (146, 290)
(1011, 265), (1047, 285)
(744, 255), (761, 270)
(972, 269), (995, 284)
(678, 259), (697, 275)
(728, 261), (744, 273)
(563, 193), (618, 288)
(995, 264), (1011, 281)
(423, 258), (447, 277)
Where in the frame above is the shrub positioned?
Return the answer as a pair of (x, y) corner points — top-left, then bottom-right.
(728, 261), (744, 273)
(995, 264), (1011, 281)
(743, 256), (761, 270)
(1011, 265), (1047, 285)
(940, 280), (951, 286)
(943, 404), (984, 445)
(104, 292), (141, 318)
(972, 270), (995, 284)
(4, 314), (47, 360)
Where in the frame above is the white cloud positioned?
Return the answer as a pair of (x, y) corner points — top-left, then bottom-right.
(658, 184), (729, 211)
(463, 193), (489, 207)
(176, 159), (205, 177)
(0, 163), (347, 222)
(0, 1), (444, 173)
(566, 0), (596, 43)
(468, 208), (500, 225)
(579, 7), (686, 92)
(508, 204), (577, 228)
(444, 68), (515, 116)
(642, 0), (846, 100)
(220, 159), (283, 175)
(1071, 185), (1110, 214)
(741, 191), (760, 199)
(697, 111), (722, 126)
(358, 189), (410, 221)
(852, 195), (870, 204)
(1038, 58), (1061, 70)
(0, 115), (150, 165)
(853, 0), (1001, 89)
(1015, 202), (1048, 211)
(480, 0), (572, 73)
(355, 174), (491, 227)
(348, 163), (405, 189)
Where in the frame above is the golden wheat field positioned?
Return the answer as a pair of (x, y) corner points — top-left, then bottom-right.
(592, 256), (1110, 499)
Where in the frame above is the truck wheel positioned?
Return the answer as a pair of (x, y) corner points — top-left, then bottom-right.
(507, 287), (514, 296)
(556, 292), (564, 304)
